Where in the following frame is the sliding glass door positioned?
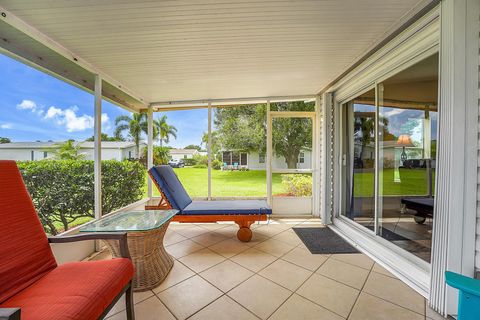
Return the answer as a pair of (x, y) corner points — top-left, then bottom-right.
(341, 88), (376, 231)
(340, 53), (439, 263)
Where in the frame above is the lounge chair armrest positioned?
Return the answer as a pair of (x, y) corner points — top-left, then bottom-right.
(0, 308), (21, 320)
(48, 232), (130, 259)
(445, 271), (480, 297)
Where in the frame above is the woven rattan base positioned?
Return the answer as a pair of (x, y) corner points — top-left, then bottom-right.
(103, 220), (174, 291)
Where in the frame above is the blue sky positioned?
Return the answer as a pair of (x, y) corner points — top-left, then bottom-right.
(0, 54), (206, 148)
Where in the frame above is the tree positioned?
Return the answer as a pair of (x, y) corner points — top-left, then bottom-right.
(85, 133), (124, 142)
(184, 144), (201, 151)
(0, 137), (11, 144)
(214, 102), (314, 168)
(201, 131), (220, 157)
(154, 115), (177, 147)
(48, 140), (86, 160)
(354, 112), (391, 162)
(114, 113), (148, 156)
(142, 145), (170, 165)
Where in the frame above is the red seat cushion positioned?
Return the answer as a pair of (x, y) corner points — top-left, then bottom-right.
(0, 161), (57, 303)
(0, 258), (134, 320)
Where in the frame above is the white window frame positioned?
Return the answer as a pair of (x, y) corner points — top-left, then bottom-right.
(298, 152), (305, 164)
(259, 153), (266, 164)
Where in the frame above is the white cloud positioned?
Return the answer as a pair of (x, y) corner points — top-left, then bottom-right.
(17, 100), (37, 111)
(383, 109), (405, 117)
(45, 106), (63, 119)
(0, 123), (12, 129)
(44, 106), (109, 132)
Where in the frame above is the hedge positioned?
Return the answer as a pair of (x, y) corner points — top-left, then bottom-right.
(17, 160), (146, 235)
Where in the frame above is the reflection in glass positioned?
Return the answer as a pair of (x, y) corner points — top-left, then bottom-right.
(378, 53), (438, 262)
(341, 88), (376, 228)
(340, 54), (439, 263)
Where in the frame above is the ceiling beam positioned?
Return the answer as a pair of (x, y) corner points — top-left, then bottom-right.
(149, 94), (317, 111)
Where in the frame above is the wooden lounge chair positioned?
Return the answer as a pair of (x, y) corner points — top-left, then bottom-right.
(146, 165), (272, 242)
(0, 160), (135, 320)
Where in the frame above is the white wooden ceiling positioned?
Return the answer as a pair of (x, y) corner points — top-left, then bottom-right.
(0, 0), (431, 110)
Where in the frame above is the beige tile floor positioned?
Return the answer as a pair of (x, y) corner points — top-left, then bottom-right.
(102, 219), (444, 320)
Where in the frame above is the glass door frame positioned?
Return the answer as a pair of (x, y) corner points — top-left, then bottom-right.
(266, 108), (317, 208)
(338, 84), (380, 235)
(337, 81), (434, 269)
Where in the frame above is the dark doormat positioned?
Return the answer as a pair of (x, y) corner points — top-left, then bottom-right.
(292, 227), (359, 254)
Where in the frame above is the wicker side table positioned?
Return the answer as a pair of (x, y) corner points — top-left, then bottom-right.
(79, 209), (178, 292)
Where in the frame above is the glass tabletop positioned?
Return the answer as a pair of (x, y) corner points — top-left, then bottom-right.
(79, 210), (178, 232)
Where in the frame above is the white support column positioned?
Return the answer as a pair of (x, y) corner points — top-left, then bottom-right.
(321, 92), (333, 224)
(429, 0), (479, 315)
(93, 74), (102, 222)
(147, 105), (154, 198)
(266, 100), (272, 206)
(312, 96), (321, 217)
(208, 103), (212, 200)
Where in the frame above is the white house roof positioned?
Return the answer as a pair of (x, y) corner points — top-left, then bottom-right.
(0, 0), (434, 112)
(0, 141), (145, 149)
(169, 148), (199, 155)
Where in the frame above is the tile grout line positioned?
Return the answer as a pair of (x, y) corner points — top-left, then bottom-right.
(196, 228), (304, 319)
(151, 293), (180, 320)
(344, 256), (375, 319)
(147, 221), (330, 320)
(266, 250), (344, 319)
(291, 254), (354, 319)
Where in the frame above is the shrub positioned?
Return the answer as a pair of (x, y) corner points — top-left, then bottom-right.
(281, 174), (312, 196)
(18, 160), (146, 235)
(193, 154), (208, 166)
(212, 159), (222, 170)
(193, 163), (207, 168)
(183, 158), (197, 166)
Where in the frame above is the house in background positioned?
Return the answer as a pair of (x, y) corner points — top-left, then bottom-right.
(169, 148), (199, 161)
(0, 141), (145, 161)
(221, 150), (312, 170)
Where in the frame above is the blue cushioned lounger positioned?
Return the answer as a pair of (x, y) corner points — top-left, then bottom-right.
(147, 165), (272, 241)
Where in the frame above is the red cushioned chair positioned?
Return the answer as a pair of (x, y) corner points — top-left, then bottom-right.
(0, 160), (135, 320)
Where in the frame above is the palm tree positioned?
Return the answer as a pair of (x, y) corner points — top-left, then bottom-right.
(202, 131), (219, 155)
(114, 113), (148, 156)
(154, 115), (177, 147)
(49, 140), (85, 160)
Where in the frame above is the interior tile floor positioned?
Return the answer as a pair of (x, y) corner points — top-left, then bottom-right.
(93, 218), (443, 320)
(353, 209), (433, 262)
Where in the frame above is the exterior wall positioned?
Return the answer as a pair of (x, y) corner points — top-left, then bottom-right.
(248, 151), (313, 170)
(120, 146), (140, 160)
(0, 146), (142, 161)
(171, 153), (195, 161)
(80, 148), (123, 161)
(476, 9), (480, 272)
(0, 149), (49, 161)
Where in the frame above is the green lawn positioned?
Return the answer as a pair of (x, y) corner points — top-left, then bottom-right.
(144, 167), (289, 197)
(354, 168), (435, 197)
(143, 167), (434, 198)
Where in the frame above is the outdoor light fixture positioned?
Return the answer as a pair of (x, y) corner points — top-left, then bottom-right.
(397, 134), (412, 162)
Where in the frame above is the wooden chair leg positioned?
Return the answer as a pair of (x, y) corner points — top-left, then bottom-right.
(236, 220), (254, 242)
(125, 282), (135, 320)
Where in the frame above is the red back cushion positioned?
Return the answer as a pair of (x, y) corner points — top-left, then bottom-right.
(0, 161), (57, 303)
